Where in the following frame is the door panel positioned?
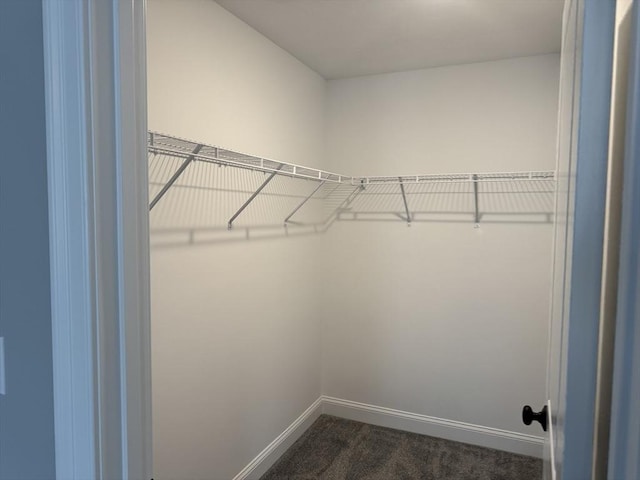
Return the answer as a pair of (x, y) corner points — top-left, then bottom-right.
(545, 1), (616, 479)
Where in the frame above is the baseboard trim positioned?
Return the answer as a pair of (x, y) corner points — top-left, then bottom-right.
(234, 395), (544, 479)
(232, 397), (323, 480)
(322, 396), (544, 458)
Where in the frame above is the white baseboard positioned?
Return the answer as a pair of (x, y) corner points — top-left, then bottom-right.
(234, 395), (544, 479)
(322, 396), (544, 458)
(232, 397), (323, 480)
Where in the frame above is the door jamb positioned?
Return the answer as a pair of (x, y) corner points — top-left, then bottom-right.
(608, 2), (640, 478)
(560, 1), (616, 479)
(42, 0), (151, 478)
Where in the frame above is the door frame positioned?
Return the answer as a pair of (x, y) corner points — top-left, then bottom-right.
(551, 1), (617, 479)
(42, 0), (151, 478)
(608, 2), (640, 478)
(41, 0), (640, 478)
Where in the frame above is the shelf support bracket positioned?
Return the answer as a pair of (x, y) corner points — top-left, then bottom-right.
(228, 164), (283, 230)
(149, 144), (203, 210)
(473, 173), (480, 226)
(284, 180), (326, 226)
(324, 183), (364, 224)
(399, 178), (412, 225)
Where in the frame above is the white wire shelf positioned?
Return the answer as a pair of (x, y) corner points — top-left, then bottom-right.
(149, 132), (349, 184)
(149, 132), (555, 185)
(362, 171), (555, 185)
(148, 131), (556, 228)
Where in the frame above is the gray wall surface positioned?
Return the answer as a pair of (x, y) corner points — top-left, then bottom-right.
(147, 2), (326, 478)
(322, 54), (559, 438)
(0, 1), (56, 478)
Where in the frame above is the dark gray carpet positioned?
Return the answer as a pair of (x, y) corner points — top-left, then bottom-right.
(261, 415), (541, 480)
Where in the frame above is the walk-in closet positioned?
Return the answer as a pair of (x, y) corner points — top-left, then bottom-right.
(147, 2), (562, 478)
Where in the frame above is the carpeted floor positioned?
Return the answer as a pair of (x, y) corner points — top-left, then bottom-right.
(261, 415), (542, 480)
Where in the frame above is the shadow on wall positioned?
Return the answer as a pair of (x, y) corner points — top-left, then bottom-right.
(149, 152), (555, 249)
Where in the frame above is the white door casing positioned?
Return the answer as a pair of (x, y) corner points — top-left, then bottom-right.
(43, 0), (151, 478)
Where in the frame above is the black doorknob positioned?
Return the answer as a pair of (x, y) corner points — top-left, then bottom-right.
(522, 405), (548, 432)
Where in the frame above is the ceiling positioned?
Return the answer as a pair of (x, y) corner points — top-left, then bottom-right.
(215, 0), (564, 80)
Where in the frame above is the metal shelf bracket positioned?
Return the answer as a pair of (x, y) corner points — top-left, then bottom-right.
(399, 178), (412, 226)
(228, 164), (283, 230)
(325, 184), (364, 224)
(149, 144), (203, 211)
(284, 180), (326, 226)
(473, 173), (480, 227)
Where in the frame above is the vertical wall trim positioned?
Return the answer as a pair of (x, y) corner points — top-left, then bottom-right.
(113, 1), (153, 478)
(42, 0), (151, 478)
(43, 0), (99, 477)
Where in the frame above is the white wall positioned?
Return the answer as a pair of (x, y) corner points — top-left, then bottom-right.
(148, 2), (561, 474)
(322, 54), (560, 436)
(147, 1), (326, 478)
